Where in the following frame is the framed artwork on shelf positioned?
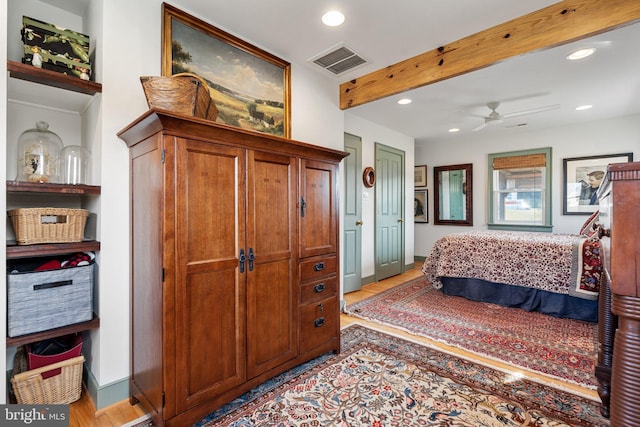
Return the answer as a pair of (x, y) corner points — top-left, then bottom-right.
(414, 165), (427, 187)
(563, 152), (633, 215)
(162, 3), (291, 138)
(414, 189), (428, 223)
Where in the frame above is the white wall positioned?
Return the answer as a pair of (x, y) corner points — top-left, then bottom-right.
(344, 113), (415, 279)
(414, 114), (640, 257)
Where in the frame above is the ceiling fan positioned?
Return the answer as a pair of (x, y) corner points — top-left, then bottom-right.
(473, 101), (560, 131)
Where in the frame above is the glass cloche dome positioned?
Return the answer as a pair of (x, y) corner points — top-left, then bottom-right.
(17, 121), (64, 183)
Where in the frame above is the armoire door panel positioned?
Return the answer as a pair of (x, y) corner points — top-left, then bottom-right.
(183, 143), (243, 262)
(173, 138), (247, 411)
(251, 153), (295, 255)
(185, 269), (245, 399)
(246, 151), (297, 378)
(300, 160), (337, 258)
(247, 259), (296, 377)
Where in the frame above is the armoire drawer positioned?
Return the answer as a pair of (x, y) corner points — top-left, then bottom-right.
(299, 256), (336, 283)
(300, 276), (337, 305)
(299, 296), (338, 353)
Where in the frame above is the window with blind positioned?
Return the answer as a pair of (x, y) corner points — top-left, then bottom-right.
(488, 147), (552, 232)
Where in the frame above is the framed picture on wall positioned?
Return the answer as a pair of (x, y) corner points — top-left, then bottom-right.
(162, 3), (291, 138)
(563, 152), (633, 215)
(414, 190), (428, 223)
(414, 165), (427, 187)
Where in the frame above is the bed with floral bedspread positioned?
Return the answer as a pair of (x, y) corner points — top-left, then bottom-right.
(421, 230), (603, 322)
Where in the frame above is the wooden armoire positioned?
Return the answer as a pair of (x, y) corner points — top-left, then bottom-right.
(596, 161), (640, 425)
(118, 109), (348, 427)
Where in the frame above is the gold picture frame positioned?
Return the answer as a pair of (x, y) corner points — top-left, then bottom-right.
(162, 3), (291, 138)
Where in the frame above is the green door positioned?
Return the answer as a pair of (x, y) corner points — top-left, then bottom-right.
(375, 143), (405, 280)
(343, 133), (362, 293)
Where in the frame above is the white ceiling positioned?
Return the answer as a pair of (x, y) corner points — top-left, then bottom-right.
(175, 0), (640, 144)
(44, 0), (640, 144)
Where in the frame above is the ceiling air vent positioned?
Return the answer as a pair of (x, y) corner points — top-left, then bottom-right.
(310, 44), (367, 75)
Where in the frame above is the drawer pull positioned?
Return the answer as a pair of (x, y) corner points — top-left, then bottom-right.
(34, 280), (72, 291)
(314, 317), (325, 328)
(314, 283), (326, 293)
(314, 262), (325, 272)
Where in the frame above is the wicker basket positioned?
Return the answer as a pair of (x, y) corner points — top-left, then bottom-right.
(140, 73), (218, 121)
(8, 207), (89, 245)
(11, 355), (84, 404)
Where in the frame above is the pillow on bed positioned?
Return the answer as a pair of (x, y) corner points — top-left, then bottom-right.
(579, 210), (600, 237)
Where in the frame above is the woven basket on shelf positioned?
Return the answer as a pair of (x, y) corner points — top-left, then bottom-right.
(11, 355), (84, 404)
(8, 207), (89, 245)
(140, 72), (218, 121)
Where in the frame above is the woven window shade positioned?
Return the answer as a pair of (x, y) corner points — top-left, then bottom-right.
(493, 153), (546, 170)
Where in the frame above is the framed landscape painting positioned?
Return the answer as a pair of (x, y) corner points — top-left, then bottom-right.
(162, 3), (291, 137)
(563, 152), (633, 215)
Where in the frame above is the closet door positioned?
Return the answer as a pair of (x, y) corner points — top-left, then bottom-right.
(246, 151), (298, 378)
(172, 137), (247, 412)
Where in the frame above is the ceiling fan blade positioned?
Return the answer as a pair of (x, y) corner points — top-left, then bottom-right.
(502, 104), (560, 119)
(472, 122), (487, 131)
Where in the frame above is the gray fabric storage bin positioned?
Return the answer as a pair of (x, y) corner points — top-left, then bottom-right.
(7, 264), (94, 337)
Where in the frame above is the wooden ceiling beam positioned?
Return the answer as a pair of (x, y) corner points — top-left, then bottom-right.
(339, 0), (640, 110)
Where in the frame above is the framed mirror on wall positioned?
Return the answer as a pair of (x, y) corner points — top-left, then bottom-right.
(434, 163), (473, 226)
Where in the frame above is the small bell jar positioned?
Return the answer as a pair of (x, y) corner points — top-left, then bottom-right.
(17, 121), (64, 183)
(61, 145), (90, 185)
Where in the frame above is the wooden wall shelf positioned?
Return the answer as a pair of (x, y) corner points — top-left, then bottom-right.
(7, 241), (101, 259)
(7, 181), (101, 195)
(6, 314), (100, 347)
(7, 60), (102, 95)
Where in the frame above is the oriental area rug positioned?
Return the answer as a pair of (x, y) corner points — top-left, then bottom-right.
(344, 276), (599, 389)
(129, 324), (608, 427)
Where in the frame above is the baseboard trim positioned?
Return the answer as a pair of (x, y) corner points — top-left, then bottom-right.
(361, 275), (376, 286)
(85, 367), (129, 410)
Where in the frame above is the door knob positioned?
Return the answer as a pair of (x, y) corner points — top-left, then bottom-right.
(397, 218), (404, 223)
(355, 220), (363, 226)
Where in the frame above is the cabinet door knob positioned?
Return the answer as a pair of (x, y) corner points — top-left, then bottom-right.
(314, 317), (325, 328)
(598, 227), (611, 238)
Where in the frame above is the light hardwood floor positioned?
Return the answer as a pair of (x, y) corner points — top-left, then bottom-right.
(70, 265), (599, 425)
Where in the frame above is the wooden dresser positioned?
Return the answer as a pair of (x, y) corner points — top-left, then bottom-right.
(597, 161), (640, 425)
(118, 109), (348, 427)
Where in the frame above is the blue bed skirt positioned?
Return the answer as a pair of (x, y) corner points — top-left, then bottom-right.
(440, 277), (598, 323)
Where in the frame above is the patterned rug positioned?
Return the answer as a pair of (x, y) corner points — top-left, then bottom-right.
(129, 324), (607, 426)
(344, 276), (599, 389)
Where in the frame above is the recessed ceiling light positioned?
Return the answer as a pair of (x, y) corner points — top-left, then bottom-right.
(566, 48), (596, 60)
(576, 104), (593, 111)
(448, 128), (460, 133)
(322, 10), (345, 27)
(397, 98), (412, 105)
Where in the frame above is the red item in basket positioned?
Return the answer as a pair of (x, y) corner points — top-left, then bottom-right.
(27, 334), (83, 379)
